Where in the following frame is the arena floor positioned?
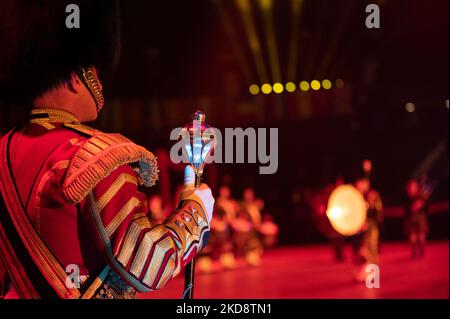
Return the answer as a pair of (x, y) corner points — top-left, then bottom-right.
(139, 241), (449, 299)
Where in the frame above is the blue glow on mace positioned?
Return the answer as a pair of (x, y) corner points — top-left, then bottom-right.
(181, 111), (216, 179)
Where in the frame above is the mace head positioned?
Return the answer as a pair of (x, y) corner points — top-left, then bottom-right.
(180, 110), (216, 177)
(194, 110), (206, 122)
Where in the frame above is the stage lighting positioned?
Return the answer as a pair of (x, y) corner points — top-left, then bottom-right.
(273, 83), (284, 94)
(259, 0), (272, 11)
(405, 102), (416, 113)
(446, 99), (449, 109)
(311, 80), (321, 91)
(322, 79), (332, 90)
(285, 82), (296, 93)
(249, 84), (260, 95)
(236, 0), (269, 85)
(300, 81), (310, 91)
(335, 78), (345, 89)
(261, 84), (273, 94)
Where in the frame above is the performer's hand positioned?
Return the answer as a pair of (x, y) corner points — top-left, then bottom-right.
(179, 165), (215, 223)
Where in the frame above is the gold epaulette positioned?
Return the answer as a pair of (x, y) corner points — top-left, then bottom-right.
(62, 124), (159, 204)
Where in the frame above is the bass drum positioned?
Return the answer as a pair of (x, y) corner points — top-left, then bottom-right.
(326, 184), (367, 237)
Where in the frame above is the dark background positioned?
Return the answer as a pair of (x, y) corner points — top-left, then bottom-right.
(1, 0), (448, 244)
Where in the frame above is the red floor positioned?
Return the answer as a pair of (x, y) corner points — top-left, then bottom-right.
(139, 241), (449, 299)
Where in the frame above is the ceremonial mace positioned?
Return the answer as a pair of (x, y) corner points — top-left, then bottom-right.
(181, 111), (216, 299)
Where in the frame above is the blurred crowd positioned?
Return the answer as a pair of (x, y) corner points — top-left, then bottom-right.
(148, 183), (279, 273)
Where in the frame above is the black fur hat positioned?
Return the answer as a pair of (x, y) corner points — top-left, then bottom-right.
(0, 0), (121, 105)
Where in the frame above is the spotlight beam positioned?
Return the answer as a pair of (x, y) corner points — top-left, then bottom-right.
(287, 0), (304, 82)
(260, 0), (282, 83)
(213, 0), (254, 84)
(235, 0), (269, 84)
(303, 0), (329, 79)
(315, 0), (356, 79)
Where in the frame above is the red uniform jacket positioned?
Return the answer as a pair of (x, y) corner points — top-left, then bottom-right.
(0, 109), (209, 299)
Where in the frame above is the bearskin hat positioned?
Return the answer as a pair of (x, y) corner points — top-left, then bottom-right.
(0, 0), (121, 105)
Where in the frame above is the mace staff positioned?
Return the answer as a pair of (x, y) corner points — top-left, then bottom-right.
(182, 110), (215, 299)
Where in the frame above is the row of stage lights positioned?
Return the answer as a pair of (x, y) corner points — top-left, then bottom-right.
(249, 79), (345, 95)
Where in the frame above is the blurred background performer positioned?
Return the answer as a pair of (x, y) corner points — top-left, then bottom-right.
(259, 214), (279, 250)
(0, 1), (214, 299)
(362, 159), (373, 181)
(212, 185), (238, 270)
(237, 187), (264, 266)
(197, 184), (238, 273)
(405, 178), (430, 259)
(353, 176), (383, 280)
(362, 190), (383, 265)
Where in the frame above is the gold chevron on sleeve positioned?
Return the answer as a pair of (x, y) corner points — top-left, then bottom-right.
(142, 236), (175, 288)
(105, 197), (142, 238)
(116, 217), (154, 267)
(155, 246), (177, 289)
(129, 226), (166, 279)
(96, 173), (138, 212)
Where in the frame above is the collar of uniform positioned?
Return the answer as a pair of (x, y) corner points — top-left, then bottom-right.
(29, 108), (81, 125)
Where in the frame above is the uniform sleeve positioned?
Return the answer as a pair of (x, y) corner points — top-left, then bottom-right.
(80, 164), (210, 292)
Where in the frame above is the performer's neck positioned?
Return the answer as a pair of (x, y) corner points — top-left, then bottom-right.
(33, 75), (98, 123)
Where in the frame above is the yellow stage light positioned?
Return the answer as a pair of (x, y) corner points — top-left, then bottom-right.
(249, 84), (260, 95)
(261, 84), (273, 94)
(299, 81), (310, 92)
(311, 80), (321, 91)
(335, 78), (345, 89)
(259, 0), (272, 11)
(273, 83), (284, 94)
(285, 82), (296, 93)
(322, 79), (332, 90)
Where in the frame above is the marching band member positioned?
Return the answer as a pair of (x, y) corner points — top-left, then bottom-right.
(259, 214), (279, 249)
(0, 1), (214, 299)
(405, 178), (430, 259)
(212, 185), (238, 269)
(362, 189), (384, 265)
(354, 177), (383, 281)
(236, 187), (264, 266)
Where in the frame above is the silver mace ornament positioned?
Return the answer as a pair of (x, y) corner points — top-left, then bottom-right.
(180, 110), (216, 299)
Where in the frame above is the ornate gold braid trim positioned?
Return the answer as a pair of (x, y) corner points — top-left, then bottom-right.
(79, 67), (105, 111)
(165, 201), (210, 254)
(30, 108), (80, 124)
(62, 129), (159, 204)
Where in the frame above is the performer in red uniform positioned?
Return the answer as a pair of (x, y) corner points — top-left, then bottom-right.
(0, 1), (214, 299)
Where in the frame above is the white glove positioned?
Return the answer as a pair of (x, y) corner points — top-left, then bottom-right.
(179, 165), (215, 223)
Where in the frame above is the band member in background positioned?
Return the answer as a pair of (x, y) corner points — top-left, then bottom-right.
(197, 184), (239, 273)
(405, 178), (430, 259)
(362, 189), (383, 265)
(259, 214), (279, 249)
(362, 159), (373, 180)
(353, 176), (383, 281)
(241, 187), (264, 227)
(212, 185), (238, 270)
(0, 1), (214, 299)
(235, 187), (264, 266)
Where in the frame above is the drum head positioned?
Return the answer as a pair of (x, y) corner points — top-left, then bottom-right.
(326, 185), (367, 236)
